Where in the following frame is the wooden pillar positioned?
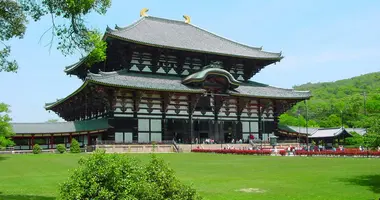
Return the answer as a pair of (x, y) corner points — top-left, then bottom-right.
(258, 99), (262, 140)
(188, 94), (199, 144)
(69, 133), (72, 143)
(50, 134), (54, 149)
(31, 134), (35, 149)
(87, 133), (91, 145)
(214, 96), (219, 143)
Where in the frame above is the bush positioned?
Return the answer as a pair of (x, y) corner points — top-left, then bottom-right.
(56, 144), (66, 154)
(191, 149), (272, 155)
(70, 139), (80, 153)
(32, 144), (42, 154)
(59, 149), (202, 200)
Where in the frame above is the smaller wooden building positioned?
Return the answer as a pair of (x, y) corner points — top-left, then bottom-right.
(278, 125), (352, 146)
(11, 119), (109, 150)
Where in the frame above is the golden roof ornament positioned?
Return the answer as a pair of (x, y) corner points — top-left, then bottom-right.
(183, 15), (191, 24)
(140, 8), (149, 17)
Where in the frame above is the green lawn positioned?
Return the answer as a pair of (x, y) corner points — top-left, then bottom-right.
(0, 153), (379, 200)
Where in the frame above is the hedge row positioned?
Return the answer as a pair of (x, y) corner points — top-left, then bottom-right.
(191, 149), (380, 157)
(289, 150), (380, 157)
(191, 149), (272, 155)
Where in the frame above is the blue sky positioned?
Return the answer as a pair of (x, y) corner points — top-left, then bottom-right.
(1, 0), (379, 122)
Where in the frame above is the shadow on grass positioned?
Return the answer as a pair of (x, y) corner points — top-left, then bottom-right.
(0, 156), (8, 162)
(341, 174), (380, 194)
(0, 194), (55, 200)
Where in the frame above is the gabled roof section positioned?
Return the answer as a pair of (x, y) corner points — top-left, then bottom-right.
(105, 16), (283, 60)
(309, 128), (352, 138)
(11, 118), (110, 134)
(182, 67), (241, 89)
(278, 125), (353, 138)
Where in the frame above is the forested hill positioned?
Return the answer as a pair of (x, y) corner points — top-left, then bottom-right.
(280, 72), (380, 128)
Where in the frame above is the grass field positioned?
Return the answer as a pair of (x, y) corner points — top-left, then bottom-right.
(0, 153), (379, 200)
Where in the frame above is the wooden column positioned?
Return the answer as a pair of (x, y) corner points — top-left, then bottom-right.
(272, 100), (279, 137)
(188, 95), (194, 144)
(50, 134), (54, 149)
(161, 92), (170, 141)
(188, 94), (200, 144)
(258, 99), (262, 140)
(69, 133), (72, 143)
(87, 133), (91, 145)
(213, 96), (219, 143)
(31, 134), (35, 149)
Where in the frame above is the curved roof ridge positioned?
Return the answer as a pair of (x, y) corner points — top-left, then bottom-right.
(106, 16), (147, 33)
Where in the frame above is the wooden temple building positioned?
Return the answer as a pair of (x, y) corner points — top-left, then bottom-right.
(10, 10), (311, 150)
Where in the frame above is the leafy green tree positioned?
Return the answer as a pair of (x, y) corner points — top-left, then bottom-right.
(345, 132), (364, 147)
(59, 150), (201, 200)
(1, 0), (111, 72)
(363, 118), (380, 149)
(0, 0), (111, 151)
(0, 103), (14, 148)
(70, 138), (80, 153)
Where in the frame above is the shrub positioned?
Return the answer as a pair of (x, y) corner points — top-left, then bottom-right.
(70, 139), (80, 153)
(32, 144), (42, 154)
(191, 149), (272, 155)
(59, 149), (202, 200)
(56, 144), (66, 154)
(152, 141), (157, 152)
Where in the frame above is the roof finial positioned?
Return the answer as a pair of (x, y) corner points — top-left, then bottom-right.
(183, 15), (191, 24)
(106, 25), (112, 32)
(140, 8), (149, 17)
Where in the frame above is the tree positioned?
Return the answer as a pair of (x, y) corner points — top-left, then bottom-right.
(0, 103), (14, 148)
(59, 150), (201, 200)
(70, 138), (80, 153)
(363, 118), (380, 149)
(345, 132), (364, 147)
(1, 0), (111, 73)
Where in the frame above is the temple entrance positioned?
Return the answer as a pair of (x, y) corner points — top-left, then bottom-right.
(194, 120), (211, 143)
(222, 121), (234, 143)
(166, 119), (187, 143)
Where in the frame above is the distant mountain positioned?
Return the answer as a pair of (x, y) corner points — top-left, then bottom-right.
(280, 72), (380, 128)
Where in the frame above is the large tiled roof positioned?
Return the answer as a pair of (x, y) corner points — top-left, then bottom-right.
(87, 70), (310, 99)
(88, 70), (203, 93)
(11, 118), (110, 134)
(65, 16), (283, 75)
(45, 69), (311, 109)
(105, 16), (282, 60)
